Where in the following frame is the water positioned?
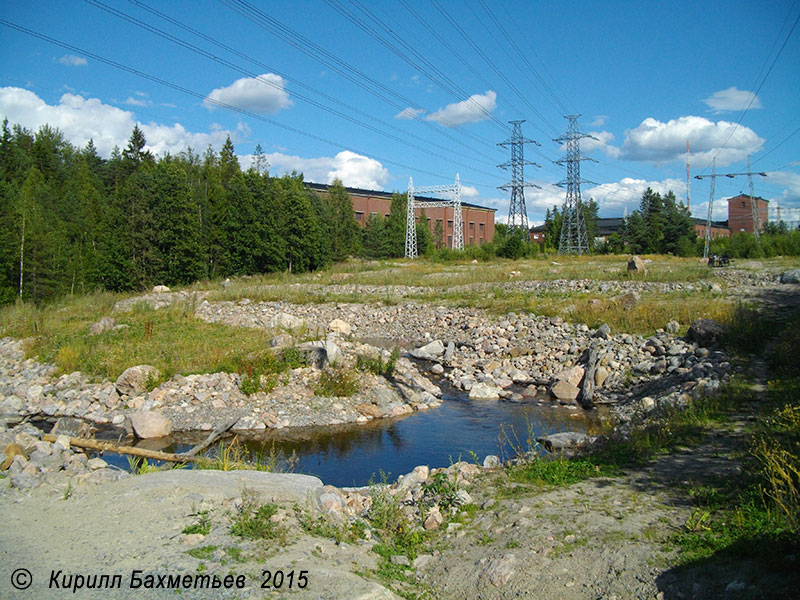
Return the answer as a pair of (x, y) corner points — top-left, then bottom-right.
(98, 386), (605, 487)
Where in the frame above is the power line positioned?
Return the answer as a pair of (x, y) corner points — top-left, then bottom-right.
(0, 18), (497, 190)
(124, 0), (500, 167)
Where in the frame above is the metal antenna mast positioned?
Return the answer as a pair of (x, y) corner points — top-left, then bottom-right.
(497, 120), (540, 234)
(694, 160), (767, 256)
(555, 114), (597, 255)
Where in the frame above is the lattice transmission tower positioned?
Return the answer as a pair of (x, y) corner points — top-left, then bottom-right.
(498, 120), (540, 234)
(555, 115), (597, 255)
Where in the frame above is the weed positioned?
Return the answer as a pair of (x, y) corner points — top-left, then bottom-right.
(223, 546), (246, 563)
(62, 479), (73, 500)
(229, 489), (284, 542)
(420, 472), (461, 512)
(186, 545), (217, 560)
(294, 504), (368, 544)
(356, 349), (399, 379)
(126, 456), (163, 475)
(315, 366), (359, 397)
(183, 510), (212, 535)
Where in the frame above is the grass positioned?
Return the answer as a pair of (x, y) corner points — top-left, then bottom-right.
(229, 488), (285, 543)
(294, 504), (368, 544)
(186, 545), (217, 560)
(183, 509), (212, 535)
(314, 365), (360, 397)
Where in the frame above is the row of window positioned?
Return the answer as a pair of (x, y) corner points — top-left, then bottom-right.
(353, 212), (486, 233)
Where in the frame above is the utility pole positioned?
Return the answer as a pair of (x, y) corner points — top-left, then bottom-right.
(555, 115), (597, 255)
(498, 120), (540, 235)
(694, 161), (767, 255)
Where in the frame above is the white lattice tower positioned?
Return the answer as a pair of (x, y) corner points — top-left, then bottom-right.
(404, 174), (463, 258)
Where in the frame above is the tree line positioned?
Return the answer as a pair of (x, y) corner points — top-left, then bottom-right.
(0, 121), (368, 304)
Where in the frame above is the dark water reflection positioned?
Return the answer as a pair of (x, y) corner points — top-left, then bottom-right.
(106, 388), (606, 487)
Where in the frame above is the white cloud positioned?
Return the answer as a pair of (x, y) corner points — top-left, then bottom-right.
(395, 107), (425, 120)
(246, 150), (390, 189)
(703, 86), (762, 114)
(461, 185), (479, 198)
(427, 91), (497, 127)
(585, 177), (688, 216)
(620, 116), (764, 167)
(767, 170), (800, 206)
(0, 86), (244, 158)
(125, 96), (151, 107)
(57, 54), (87, 67)
(203, 74), (292, 114)
(589, 115), (608, 127)
(562, 130), (619, 159)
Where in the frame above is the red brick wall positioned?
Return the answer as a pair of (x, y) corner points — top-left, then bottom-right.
(693, 223), (730, 239)
(728, 195), (768, 234)
(317, 188), (495, 246)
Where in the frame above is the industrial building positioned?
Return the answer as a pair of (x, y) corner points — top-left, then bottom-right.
(306, 182), (497, 247)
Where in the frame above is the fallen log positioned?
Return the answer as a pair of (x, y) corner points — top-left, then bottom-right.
(178, 417), (239, 458)
(579, 344), (599, 409)
(42, 434), (207, 464)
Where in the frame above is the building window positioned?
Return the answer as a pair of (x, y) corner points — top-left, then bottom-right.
(447, 220), (453, 230)
(479, 223), (485, 233)
(469, 222), (475, 230)
(370, 212), (378, 218)
(355, 211), (364, 221)
(447, 235), (452, 246)
(426, 218), (431, 225)
(742, 201), (746, 208)
(469, 236), (474, 245)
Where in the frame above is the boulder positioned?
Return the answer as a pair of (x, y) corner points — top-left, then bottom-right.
(627, 255), (646, 274)
(688, 318), (725, 347)
(550, 380), (580, 402)
(469, 382), (501, 400)
(423, 506), (443, 530)
(89, 317), (117, 335)
(152, 285), (170, 293)
(536, 432), (595, 452)
(411, 339), (445, 360)
(479, 554), (517, 587)
(594, 365), (610, 388)
(297, 340), (341, 369)
(554, 365), (585, 387)
(268, 312), (306, 332)
(593, 323), (611, 339)
(780, 269), (800, 284)
(128, 411), (172, 439)
(615, 291), (641, 308)
(269, 333), (295, 349)
(115, 365), (160, 396)
(327, 318), (352, 335)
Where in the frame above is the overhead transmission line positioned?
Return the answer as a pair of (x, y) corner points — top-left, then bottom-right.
(430, 0), (559, 140)
(123, 0), (501, 167)
(699, 4), (800, 174)
(0, 18), (497, 190)
(218, 0), (501, 152)
(324, 0), (509, 134)
(83, 0), (500, 178)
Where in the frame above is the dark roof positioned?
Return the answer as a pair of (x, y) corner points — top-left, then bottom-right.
(596, 217), (625, 235)
(692, 217), (729, 229)
(726, 193), (769, 204)
(304, 181), (496, 212)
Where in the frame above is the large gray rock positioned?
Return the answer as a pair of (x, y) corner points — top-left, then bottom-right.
(550, 380), (580, 402)
(411, 339), (445, 360)
(469, 382), (501, 400)
(89, 317), (117, 335)
(780, 269), (800, 284)
(115, 365), (160, 396)
(268, 312), (306, 331)
(627, 255), (646, 274)
(128, 411), (172, 439)
(688, 318), (725, 347)
(536, 432), (595, 452)
(297, 340), (341, 369)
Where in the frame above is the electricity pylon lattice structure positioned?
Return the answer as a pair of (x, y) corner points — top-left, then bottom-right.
(498, 120), (541, 234)
(555, 114), (597, 255)
(405, 174), (463, 258)
(694, 157), (767, 257)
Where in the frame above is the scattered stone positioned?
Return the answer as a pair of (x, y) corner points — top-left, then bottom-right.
(268, 312), (306, 331)
(483, 455), (500, 469)
(479, 554), (517, 587)
(666, 319), (680, 333)
(152, 285), (170, 293)
(411, 339), (445, 360)
(550, 380), (580, 402)
(593, 323), (611, 339)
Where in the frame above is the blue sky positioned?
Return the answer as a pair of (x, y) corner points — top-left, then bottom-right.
(2, 0), (799, 226)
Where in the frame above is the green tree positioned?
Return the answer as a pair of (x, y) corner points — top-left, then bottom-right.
(324, 179), (360, 262)
(416, 208), (434, 256)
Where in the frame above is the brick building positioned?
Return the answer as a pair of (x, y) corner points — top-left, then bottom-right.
(727, 194), (768, 234)
(305, 182), (496, 246)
